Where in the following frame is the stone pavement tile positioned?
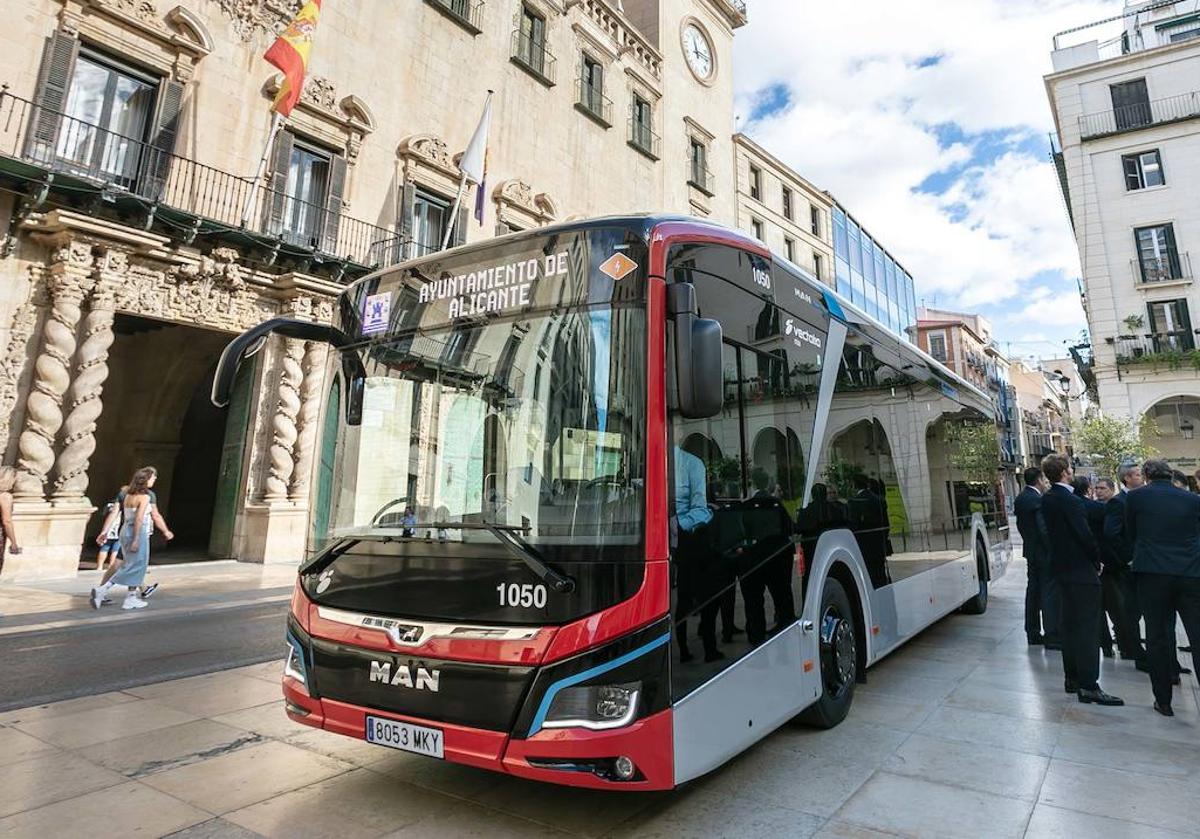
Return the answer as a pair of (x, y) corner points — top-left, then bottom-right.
(383, 801), (574, 838)
(883, 732), (1049, 801)
(903, 636), (1000, 663)
(0, 726), (60, 767)
(285, 726), (397, 767)
(212, 700), (309, 741)
(833, 772), (1033, 839)
(164, 817), (267, 838)
(867, 653), (979, 682)
(942, 681), (1071, 723)
(811, 821), (905, 839)
(125, 670), (283, 718)
(1054, 725), (1200, 780)
(915, 705), (1062, 757)
(840, 692), (936, 732)
(1024, 803), (1193, 838)
(1060, 700), (1200, 746)
(140, 740), (355, 814)
(229, 660), (286, 684)
(766, 718), (909, 763)
(606, 780), (824, 839)
(224, 768), (458, 839)
(0, 750), (127, 818)
(855, 669), (960, 703)
(364, 747), (504, 800)
(472, 773), (660, 837)
(10, 698), (198, 750)
(78, 719), (265, 778)
(1039, 759), (1200, 834)
(0, 780), (210, 839)
(0, 690), (138, 726)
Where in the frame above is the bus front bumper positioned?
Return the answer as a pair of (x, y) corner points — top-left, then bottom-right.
(282, 676), (674, 790)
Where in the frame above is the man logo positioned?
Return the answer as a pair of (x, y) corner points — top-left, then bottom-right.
(369, 660), (440, 692)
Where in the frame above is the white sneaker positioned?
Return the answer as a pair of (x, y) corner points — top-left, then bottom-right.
(122, 596), (147, 610)
(90, 588), (103, 610)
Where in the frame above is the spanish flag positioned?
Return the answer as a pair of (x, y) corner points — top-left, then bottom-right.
(264, 0), (322, 117)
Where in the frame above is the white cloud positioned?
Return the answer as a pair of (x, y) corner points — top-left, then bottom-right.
(734, 0), (1111, 342)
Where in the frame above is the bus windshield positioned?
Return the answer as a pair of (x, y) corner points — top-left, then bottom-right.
(319, 226), (648, 559)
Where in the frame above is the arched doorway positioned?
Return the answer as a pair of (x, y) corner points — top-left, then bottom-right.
(1144, 395), (1200, 477)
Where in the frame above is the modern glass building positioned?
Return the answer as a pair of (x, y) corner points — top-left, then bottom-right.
(832, 204), (919, 340)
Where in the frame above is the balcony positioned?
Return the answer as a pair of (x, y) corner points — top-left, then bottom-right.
(1133, 252), (1192, 285)
(511, 30), (556, 86)
(575, 74), (612, 128)
(687, 158), (714, 196)
(0, 87), (399, 273)
(423, 0), (483, 34)
(1115, 331), (1199, 368)
(628, 118), (660, 160)
(1079, 89), (1200, 139)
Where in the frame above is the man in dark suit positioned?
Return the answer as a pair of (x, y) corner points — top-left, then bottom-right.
(1098, 475), (1145, 663)
(848, 474), (890, 588)
(1040, 454), (1123, 705)
(1126, 459), (1200, 716)
(1015, 466), (1058, 648)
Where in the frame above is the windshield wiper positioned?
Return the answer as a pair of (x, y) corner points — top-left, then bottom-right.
(417, 521), (576, 594)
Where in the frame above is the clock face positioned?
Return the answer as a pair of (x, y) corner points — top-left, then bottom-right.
(682, 24), (714, 80)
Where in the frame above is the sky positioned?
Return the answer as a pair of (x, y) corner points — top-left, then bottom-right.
(732, 0), (1119, 362)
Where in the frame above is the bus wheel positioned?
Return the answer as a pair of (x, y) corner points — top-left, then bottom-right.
(801, 577), (858, 729)
(961, 538), (989, 615)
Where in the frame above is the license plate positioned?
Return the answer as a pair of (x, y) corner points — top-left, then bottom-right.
(365, 715), (444, 758)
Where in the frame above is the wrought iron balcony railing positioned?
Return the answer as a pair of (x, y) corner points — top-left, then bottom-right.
(1133, 252), (1192, 284)
(511, 30), (556, 85)
(1079, 89), (1200, 139)
(575, 75), (612, 127)
(423, 0), (484, 34)
(627, 118), (660, 159)
(1115, 330), (1197, 361)
(687, 158), (714, 195)
(0, 87), (401, 270)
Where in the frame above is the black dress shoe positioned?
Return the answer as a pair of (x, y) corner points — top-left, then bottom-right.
(1180, 645), (1192, 653)
(1027, 636), (1044, 646)
(1154, 702), (1175, 717)
(1177, 664), (1192, 675)
(1078, 688), (1124, 706)
(1064, 680), (1079, 694)
(1045, 642), (1062, 651)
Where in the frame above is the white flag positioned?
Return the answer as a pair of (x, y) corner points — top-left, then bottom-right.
(460, 91), (492, 185)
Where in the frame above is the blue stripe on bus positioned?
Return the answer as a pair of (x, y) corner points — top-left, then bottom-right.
(821, 290), (846, 320)
(529, 633), (671, 735)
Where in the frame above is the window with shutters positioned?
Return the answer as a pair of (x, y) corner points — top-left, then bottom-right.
(783, 237), (794, 261)
(1134, 223), (1183, 283)
(1147, 299), (1194, 351)
(810, 205), (821, 238)
(411, 188), (451, 258)
(749, 164), (761, 200)
(1122, 149), (1165, 190)
(265, 130), (347, 253)
(928, 330), (948, 362)
(781, 186), (793, 220)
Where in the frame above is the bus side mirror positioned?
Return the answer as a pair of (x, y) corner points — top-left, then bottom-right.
(667, 283), (723, 419)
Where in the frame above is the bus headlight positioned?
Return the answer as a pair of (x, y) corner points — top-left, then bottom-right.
(542, 682), (640, 730)
(284, 631), (309, 692)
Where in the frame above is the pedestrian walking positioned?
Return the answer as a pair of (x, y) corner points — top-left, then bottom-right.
(1126, 459), (1200, 717)
(1015, 466), (1058, 649)
(94, 487), (125, 574)
(1040, 454), (1123, 706)
(90, 468), (174, 610)
(0, 466), (22, 577)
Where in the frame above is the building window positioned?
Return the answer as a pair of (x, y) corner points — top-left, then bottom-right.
(813, 252), (824, 281)
(688, 138), (712, 194)
(781, 186), (793, 220)
(283, 140), (330, 245)
(751, 218), (764, 241)
(411, 188), (451, 258)
(783, 237), (795, 261)
(424, 0), (483, 33)
(749, 164), (761, 200)
(1134, 223), (1182, 282)
(810, 205), (821, 238)
(576, 54), (610, 125)
(629, 94), (657, 157)
(265, 130), (347, 252)
(1122, 150), (1164, 190)
(1147, 299), (1194, 350)
(57, 51), (158, 188)
(1110, 78), (1151, 131)
(513, 6), (554, 83)
(928, 330), (948, 362)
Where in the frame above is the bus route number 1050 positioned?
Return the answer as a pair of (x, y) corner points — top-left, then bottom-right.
(497, 582), (547, 609)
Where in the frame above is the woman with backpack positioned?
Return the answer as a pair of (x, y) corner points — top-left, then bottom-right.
(91, 467), (173, 610)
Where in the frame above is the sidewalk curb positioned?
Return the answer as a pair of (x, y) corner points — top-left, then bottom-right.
(0, 592), (292, 636)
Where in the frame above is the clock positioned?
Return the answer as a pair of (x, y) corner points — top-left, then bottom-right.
(682, 22), (714, 82)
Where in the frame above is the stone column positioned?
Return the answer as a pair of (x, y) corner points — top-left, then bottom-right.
(52, 256), (120, 502)
(263, 337), (304, 501)
(289, 341), (327, 503)
(14, 241), (94, 499)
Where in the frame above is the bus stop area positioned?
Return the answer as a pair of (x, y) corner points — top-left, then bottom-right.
(1, 551), (1197, 839)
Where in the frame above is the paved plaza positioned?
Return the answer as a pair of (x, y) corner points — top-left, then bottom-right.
(1, 560), (1197, 838)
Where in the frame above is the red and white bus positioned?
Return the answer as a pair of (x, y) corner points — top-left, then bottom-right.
(213, 215), (1010, 790)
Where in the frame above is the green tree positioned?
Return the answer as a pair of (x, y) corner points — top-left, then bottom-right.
(946, 422), (1001, 482)
(1072, 413), (1157, 480)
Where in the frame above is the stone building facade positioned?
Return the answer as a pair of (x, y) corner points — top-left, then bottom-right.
(0, 0), (747, 580)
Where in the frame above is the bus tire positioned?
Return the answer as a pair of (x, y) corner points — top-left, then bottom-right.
(800, 576), (858, 729)
(960, 537), (989, 615)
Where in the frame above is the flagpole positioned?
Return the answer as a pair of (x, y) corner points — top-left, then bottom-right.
(440, 171), (469, 252)
(241, 110), (285, 228)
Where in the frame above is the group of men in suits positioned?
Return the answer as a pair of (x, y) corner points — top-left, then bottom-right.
(1017, 453), (1200, 715)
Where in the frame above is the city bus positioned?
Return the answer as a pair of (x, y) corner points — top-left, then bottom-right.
(212, 214), (1010, 790)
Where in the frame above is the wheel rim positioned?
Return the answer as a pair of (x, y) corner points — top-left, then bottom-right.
(976, 546), (988, 603)
(819, 605), (856, 698)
